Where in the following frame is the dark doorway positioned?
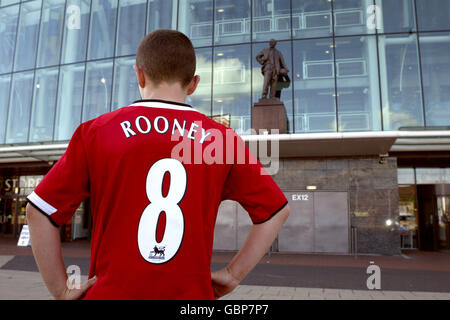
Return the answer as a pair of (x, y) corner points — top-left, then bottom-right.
(417, 185), (450, 251)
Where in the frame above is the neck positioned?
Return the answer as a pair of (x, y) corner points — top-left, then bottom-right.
(140, 82), (187, 105)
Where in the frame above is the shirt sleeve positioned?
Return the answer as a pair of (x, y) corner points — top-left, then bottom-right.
(27, 124), (90, 227)
(221, 132), (287, 224)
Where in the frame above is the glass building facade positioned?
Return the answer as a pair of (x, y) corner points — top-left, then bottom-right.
(1, 0), (450, 144)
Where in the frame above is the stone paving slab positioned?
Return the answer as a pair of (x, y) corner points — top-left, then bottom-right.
(0, 256), (14, 269)
(1, 270), (449, 300)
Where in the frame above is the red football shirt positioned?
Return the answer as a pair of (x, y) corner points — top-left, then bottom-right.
(27, 99), (287, 300)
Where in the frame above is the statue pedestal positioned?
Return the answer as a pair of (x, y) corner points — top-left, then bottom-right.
(252, 98), (287, 134)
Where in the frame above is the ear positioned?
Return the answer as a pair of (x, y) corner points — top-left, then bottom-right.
(186, 75), (200, 96)
(134, 65), (146, 89)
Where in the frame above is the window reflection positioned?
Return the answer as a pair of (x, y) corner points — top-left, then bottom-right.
(88, 0), (118, 60)
(416, 0), (450, 32)
(54, 63), (85, 141)
(14, 0), (42, 72)
(378, 34), (424, 130)
(116, 0), (146, 56)
(253, 41), (293, 132)
(293, 38), (336, 133)
(213, 44), (251, 134)
(6, 71), (34, 143)
(375, 0), (416, 33)
(37, 0), (65, 68)
(292, 0), (332, 39)
(253, 0), (291, 42)
(147, 0), (177, 32)
(82, 60), (113, 122)
(335, 36), (381, 131)
(178, 0), (213, 47)
(420, 32), (450, 127)
(214, 0), (250, 45)
(0, 75), (11, 144)
(333, 0), (375, 36)
(61, 0), (90, 64)
(29, 67), (59, 142)
(0, 5), (19, 74)
(112, 57), (140, 110)
(187, 47), (212, 116)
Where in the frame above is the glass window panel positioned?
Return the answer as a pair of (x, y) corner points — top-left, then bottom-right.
(29, 67), (58, 142)
(0, 5), (19, 74)
(116, 0), (146, 56)
(213, 44), (251, 134)
(214, 0), (250, 45)
(54, 63), (85, 141)
(378, 34), (424, 130)
(333, 0), (375, 36)
(147, 0), (177, 32)
(87, 0), (118, 60)
(187, 47), (212, 116)
(398, 168), (415, 185)
(14, 0), (42, 72)
(293, 38), (336, 133)
(419, 32), (450, 127)
(36, 0), (65, 68)
(253, 40), (293, 132)
(2, 0), (20, 6)
(253, 0), (290, 42)
(375, 0), (416, 33)
(0, 75), (11, 144)
(6, 71), (34, 143)
(416, 0), (450, 32)
(416, 168), (450, 184)
(335, 36), (381, 131)
(178, 0), (213, 47)
(292, 0), (332, 39)
(82, 60), (113, 122)
(112, 56), (140, 111)
(61, 0), (90, 64)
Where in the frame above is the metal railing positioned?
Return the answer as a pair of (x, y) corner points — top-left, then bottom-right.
(190, 8), (365, 40)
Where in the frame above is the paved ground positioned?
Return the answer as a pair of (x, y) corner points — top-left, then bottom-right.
(1, 237), (450, 300)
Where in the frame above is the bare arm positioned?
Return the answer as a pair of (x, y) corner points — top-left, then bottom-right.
(26, 203), (96, 300)
(211, 204), (290, 298)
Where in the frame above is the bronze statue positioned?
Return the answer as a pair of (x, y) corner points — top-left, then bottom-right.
(256, 39), (290, 99)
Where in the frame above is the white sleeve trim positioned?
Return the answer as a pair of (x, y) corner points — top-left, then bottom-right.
(27, 191), (58, 216)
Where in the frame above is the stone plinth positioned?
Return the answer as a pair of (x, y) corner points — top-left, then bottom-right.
(252, 98), (287, 134)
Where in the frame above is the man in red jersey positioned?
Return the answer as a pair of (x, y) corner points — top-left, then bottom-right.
(26, 30), (290, 300)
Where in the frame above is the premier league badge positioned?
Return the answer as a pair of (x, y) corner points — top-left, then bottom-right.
(149, 245), (166, 261)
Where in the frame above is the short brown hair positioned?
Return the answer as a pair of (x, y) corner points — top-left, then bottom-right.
(136, 30), (196, 88)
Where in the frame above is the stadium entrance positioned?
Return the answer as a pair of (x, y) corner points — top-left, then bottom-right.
(0, 173), (90, 241)
(0, 176), (42, 238)
(0, 195), (27, 238)
(398, 168), (450, 251)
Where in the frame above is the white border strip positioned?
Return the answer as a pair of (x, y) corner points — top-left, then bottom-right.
(129, 101), (199, 112)
(27, 192), (57, 216)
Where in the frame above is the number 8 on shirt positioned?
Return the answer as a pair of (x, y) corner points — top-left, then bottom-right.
(138, 158), (187, 264)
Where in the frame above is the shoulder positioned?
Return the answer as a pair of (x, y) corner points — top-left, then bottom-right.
(78, 108), (127, 137)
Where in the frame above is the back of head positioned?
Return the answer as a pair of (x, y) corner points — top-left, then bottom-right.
(136, 30), (196, 88)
